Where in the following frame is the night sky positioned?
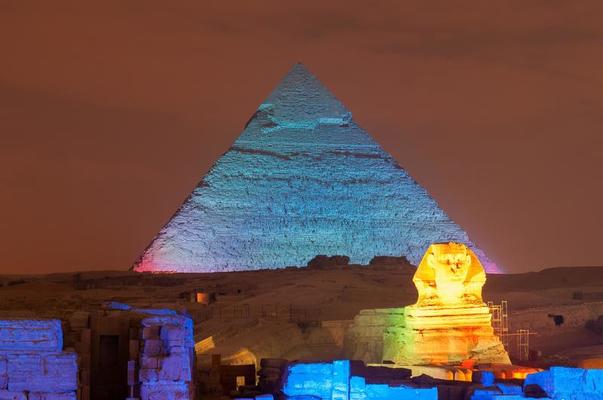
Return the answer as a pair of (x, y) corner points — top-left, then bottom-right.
(1, 1), (602, 274)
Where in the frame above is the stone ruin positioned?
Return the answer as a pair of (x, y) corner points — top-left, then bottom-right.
(0, 319), (78, 400)
(281, 360), (603, 400)
(0, 304), (195, 400)
(282, 360), (437, 400)
(137, 312), (195, 400)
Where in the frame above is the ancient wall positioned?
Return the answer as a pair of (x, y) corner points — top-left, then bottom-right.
(524, 367), (603, 399)
(282, 360), (437, 400)
(138, 314), (195, 400)
(0, 320), (78, 400)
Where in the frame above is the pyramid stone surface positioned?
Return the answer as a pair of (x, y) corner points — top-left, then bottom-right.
(134, 64), (498, 273)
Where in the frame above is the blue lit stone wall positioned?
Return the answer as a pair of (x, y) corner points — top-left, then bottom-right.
(135, 64), (498, 273)
(138, 313), (195, 400)
(524, 367), (603, 399)
(0, 320), (78, 400)
(282, 360), (437, 400)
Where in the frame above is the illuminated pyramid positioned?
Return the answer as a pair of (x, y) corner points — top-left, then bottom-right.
(134, 64), (499, 273)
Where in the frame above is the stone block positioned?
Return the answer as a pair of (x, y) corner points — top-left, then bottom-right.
(473, 371), (495, 386)
(524, 366), (603, 399)
(68, 312), (90, 330)
(331, 360), (349, 400)
(140, 382), (190, 400)
(142, 316), (194, 347)
(143, 340), (163, 357)
(141, 356), (159, 369)
(159, 353), (192, 382)
(468, 387), (502, 400)
(7, 352), (78, 392)
(0, 390), (26, 400)
(142, 326), (161, 340)
(129, 339), (140, 359)
(0, 320), (62, 352)
(139, 368), (159, 383)
(160, 326), (186, 341)
(29, 392), (77, 400)
(0, 356), (6, 389)
(495, 383), (523, 395)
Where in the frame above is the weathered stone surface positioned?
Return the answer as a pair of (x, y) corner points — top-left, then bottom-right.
(133, 63), (498, 274)
(143, 340), (163, 357)
(283, 360), (437, 400)
(0, 355), (6, 389)
(0, 320), (62, 352)
(139, 368), (159, 382)
(140, 382), (190, 400)
(141, 356), (160, 369)
(7, 352), (78, 392)
(524, 367), (603, 399)
(28, 392), (77, 400)
(159, 353), (192, 382)
(67, 312), (89, 330)
(137, 313), (194, 399)
(0, 390), (26, 400)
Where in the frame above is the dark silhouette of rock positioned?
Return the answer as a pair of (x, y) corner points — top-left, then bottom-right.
(307, 255), (350, 269)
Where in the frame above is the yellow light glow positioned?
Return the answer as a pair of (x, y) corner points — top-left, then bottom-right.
(413, 242), (486, 307)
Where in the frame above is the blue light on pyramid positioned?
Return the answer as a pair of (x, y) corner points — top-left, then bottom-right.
(134, 64), (499, 273)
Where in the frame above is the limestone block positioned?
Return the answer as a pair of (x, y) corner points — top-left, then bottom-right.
(0, 320), (62, 352)
(0, 356), (6, 389)
(331, 360), (349, 400)
(141, 356), (159, 369)
(473, 371), (495, 386)
(140, 382), (190, 400)
(467, 386), (502, 400)
(29, 393), (77, 400)
(143, 340), (163, 357)
(352, 377), (437, 400)
(160, 326), (186, 341)
(142, 316), (194, 348)
(7, 352), (78, 392)
(0, 390), (26, 400)
(283, 362), (334, 400)
(349, 376), (367, 400)
(139, 368), (159, 383)
(524, 367), (603, 399)
(68, 312), (90, 330)
(495, 383), (523, 395)
(159, 353), (192, 382)
(142, 326), (160, 340)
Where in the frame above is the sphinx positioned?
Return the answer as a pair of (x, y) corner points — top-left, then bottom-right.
(345, 242), (510, 366)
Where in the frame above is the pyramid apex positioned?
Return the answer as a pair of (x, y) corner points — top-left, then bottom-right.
(260, 63), (350, 123)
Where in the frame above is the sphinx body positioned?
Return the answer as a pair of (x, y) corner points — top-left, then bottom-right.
(345, 243), (510, 366)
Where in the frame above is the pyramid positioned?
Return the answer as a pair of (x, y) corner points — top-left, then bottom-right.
(134, 64), (499, 273)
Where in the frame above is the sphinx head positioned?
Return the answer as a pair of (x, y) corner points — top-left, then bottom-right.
(414, 242), (486, 306)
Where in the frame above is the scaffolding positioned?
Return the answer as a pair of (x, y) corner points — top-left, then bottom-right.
(517, 329), (530, 361)
(488, 300), (534, 362)
(488, 300), (509, 348)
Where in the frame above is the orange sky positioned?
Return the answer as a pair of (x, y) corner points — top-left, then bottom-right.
(1, 1), (602, 274)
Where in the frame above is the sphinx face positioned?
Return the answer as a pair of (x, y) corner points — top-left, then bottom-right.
(427, 246), (472, 304)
